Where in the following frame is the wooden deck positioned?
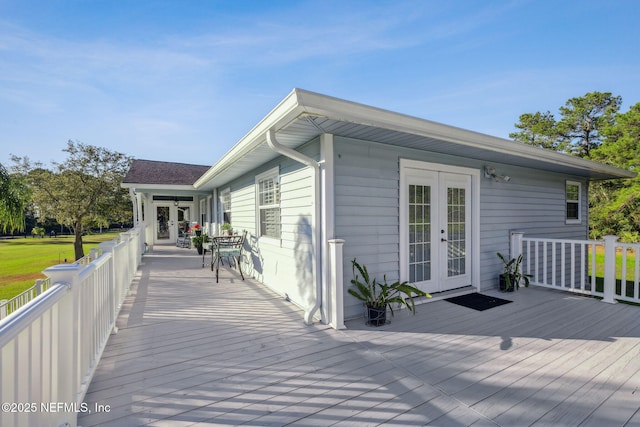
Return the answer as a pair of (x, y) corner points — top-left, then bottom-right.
(78, 245), (640, 426)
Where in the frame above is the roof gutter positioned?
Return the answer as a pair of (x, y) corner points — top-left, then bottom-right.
(266, 128), (323, 325)
(294, 89), (635, 180)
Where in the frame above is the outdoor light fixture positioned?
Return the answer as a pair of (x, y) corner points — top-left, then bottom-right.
(484, 166), (511, 183)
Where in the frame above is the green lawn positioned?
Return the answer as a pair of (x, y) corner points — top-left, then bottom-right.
(589, 246), (638, 279)
(0, 232), (121, 301)
(589, 246), (639, 298)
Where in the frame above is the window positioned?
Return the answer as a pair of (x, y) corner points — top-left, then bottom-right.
(200, 199), (207, 226)
(566, 181), (581, 223)
(256, 168), (281, 239)
(220, 189), (231, 225)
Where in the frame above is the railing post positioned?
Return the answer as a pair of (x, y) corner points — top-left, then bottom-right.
(99, 241), (119, 334)
(89, 247), (100, 262)
(602, 235), (618, 304)
(511, 231), (524, 260)
(328, 239), (346, 330)
(0, 300), (6, 318)
(34, 279), (43, 296)
(43, 263), (85, 418)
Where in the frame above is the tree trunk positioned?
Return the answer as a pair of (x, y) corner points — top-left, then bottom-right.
(74, 224), (85, 261)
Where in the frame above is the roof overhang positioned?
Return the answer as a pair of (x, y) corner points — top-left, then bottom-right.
(194, 88), (635, 191)
(121, 182), (210, 195)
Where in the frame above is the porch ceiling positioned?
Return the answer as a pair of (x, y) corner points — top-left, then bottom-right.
(194, 89), (634, 191)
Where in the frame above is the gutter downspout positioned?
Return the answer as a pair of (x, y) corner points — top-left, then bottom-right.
(266, 129), (322, 325)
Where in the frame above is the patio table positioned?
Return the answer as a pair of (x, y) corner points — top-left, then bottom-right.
(206, 232), (246, 283)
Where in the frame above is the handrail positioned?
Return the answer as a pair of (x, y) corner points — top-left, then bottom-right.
(0, 225), (143, 427)
(0, 277), (51, 320)
(0, 283), (68, 347)
(518, 234), (640, 305)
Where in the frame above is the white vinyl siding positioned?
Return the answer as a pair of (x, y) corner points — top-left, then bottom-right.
(229, 182), (255, 235)
(214, 140), (318, 312)
(334, 136), (589, 320)
(334, 139), (401, 319)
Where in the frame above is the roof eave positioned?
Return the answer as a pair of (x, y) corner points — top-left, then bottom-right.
(293, 90), (635, 180)
(195, 89), (635, 189)
(121, 182), (209, 193)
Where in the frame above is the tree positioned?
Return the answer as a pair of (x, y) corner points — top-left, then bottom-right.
(0, 163), (28, 233)
(511, 93), (637, 239)
(589, 102), (640, 239)
(12, 141), (132, 260)
(509, 111), (560, 150)
(557, 92), (622, 157)
(511, 91), (622, 158)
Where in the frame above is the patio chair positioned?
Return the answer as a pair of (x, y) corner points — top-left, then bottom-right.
(176, 230), (192, 248)
(211, 230), (247, 283)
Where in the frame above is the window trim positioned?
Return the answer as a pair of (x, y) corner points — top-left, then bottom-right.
(565, 180), (581, 224)
(255, 167), (281, 242)
(220, 187), (231, 226)
(199, 198), (207, 227)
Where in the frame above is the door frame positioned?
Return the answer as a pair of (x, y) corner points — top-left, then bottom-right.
(153, 202), (195, 245)
(399, 159), (481, 293)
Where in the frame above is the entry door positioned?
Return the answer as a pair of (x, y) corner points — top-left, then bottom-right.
(402, 167), (472, 294)
(155, 205), (173, 243)
(155, 204), (194, 244)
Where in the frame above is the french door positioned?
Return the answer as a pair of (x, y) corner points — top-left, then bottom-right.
(156, 205), (172, 242)
(400, 161), (473, 294)
(154, 204), (193, 244)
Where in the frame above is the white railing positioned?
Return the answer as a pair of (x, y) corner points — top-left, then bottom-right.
(74, 246), (103, 265)
(513, 233), (640, 305)
(0, 278), (51, 320)
(0, 226), (143, 427)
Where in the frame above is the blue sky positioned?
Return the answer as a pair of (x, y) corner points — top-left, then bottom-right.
(1, 0), (639, 167)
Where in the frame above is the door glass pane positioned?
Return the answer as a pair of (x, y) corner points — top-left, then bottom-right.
(409, 184), (431, 282)
(447, 187), (466, 277)
(177, 207), (190, 237)
(156, 206), (170, 240)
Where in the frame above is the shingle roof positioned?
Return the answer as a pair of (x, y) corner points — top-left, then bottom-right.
(123, 159), (210, 186)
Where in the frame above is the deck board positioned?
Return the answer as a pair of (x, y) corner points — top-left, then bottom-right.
(79, 246), (640, 426)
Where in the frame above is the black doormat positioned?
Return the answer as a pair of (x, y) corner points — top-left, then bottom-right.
(444, 293), (512, 311)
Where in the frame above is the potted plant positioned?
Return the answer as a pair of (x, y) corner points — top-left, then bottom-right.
(497, 252), (532, 292)
(189, 223), (202, 236)
(192, 234), (210, 255)
(221, 222), (233, 235)
(348, 258), (431, 326)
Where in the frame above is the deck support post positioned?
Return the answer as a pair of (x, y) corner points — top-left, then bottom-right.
(602, 235), (618, 304)
(328, 239), (346, 330)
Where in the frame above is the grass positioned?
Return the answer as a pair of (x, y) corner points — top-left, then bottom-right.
(589, 246), (638, 281)
(0, 232), (121, 301)
(588, 245), (639, 300)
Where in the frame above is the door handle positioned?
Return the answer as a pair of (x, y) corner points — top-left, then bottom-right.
(441, 238), (447, 242)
